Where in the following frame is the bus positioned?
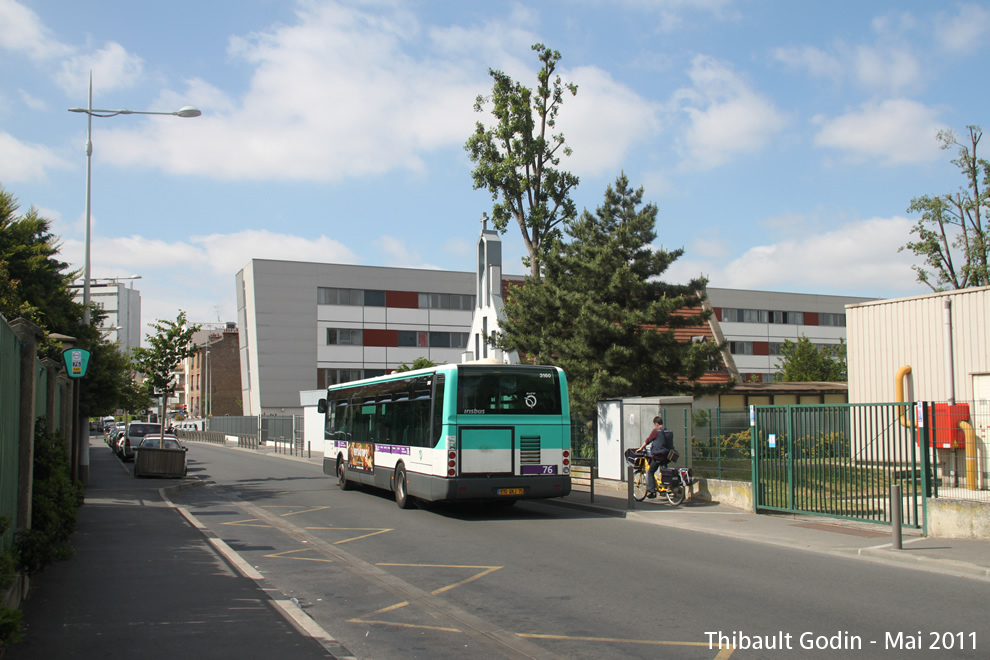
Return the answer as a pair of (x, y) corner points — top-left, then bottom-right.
(319, 363), (572, 508)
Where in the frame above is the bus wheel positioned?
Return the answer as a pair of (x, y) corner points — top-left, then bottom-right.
(394, 466), (414, 509)
(337, 458), (354, 491)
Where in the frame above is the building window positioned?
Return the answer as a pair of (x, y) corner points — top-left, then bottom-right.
(364, 290), (386, 307)
(821, 313), (845, 327)
(418, 293), (476, 310)
(768, 342), (784, 355)
(729, 341), (754, 355)
(326, 328), (363, 345)
(318, 287), (364, 305)
(319, 368), (365, 388)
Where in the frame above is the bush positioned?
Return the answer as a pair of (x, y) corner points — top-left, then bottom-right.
(14, 420), (84, 576)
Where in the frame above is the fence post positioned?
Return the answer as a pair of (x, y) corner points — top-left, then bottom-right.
(627, 465), (635, 510)
(308, 441), (311, 459)
(890, 483), (902, 550)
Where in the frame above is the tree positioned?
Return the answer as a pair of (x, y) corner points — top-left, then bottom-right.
(496, 174), (728, 418)
(132, 311), (201, 426)
(773, 337), (846, 382)
(465, 43), (580, 278)
(900, 126), (989, 290)
(394, 358), (439, 373)
(0, 187), (83, 338)
(1, 184), (132, 417)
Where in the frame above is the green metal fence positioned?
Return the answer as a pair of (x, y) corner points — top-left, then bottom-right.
(752, 403), (926, 529)
(0, 319), (22, 551)
(689, 407), (753, 481)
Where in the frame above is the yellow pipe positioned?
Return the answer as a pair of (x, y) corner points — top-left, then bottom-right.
(960, 421), (978, 490)
(895, 365), (913, 427)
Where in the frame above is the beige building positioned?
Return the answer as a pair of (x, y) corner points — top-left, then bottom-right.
(846, 286), (990, 489)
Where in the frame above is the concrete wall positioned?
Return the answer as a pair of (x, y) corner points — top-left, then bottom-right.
(927, 498), (990, 539)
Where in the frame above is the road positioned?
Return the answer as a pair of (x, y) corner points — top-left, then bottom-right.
(167, 442), (988, 659)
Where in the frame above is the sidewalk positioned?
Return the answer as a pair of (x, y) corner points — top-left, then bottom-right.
(5, 436), (344, 660)
(547, 482), (990, 582)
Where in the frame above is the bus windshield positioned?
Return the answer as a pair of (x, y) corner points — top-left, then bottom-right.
(457, 365), (561, 415)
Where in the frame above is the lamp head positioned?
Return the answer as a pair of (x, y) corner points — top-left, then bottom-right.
(176, 106), (201, 118)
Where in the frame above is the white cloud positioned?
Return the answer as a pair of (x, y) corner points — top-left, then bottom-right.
(55, 42), (145, 98)
(813, 99), (945, 165)
(674, 55), (788, 170)
(772, 45), (843, 81)
(556, 66), (661, 177)
(0, 0), (72, 60)
(0, 131), (72, 183)
(852, 45), (921, 95)
(935, 3), (990, 53)
(666, 216), (923, 297)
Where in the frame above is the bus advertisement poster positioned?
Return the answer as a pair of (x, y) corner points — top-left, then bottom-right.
(349, 442), (375, 472)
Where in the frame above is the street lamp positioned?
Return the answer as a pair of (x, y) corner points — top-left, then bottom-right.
(69, 74), (200, 325)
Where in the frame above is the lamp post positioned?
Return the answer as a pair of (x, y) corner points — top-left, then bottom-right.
(69, 74), (200, 325)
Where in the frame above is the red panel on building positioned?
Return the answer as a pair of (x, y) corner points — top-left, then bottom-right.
(364, 329), (398, 347)
(714, 307), (723, 321)
(386, 291), (419, 309)
(803, 311), (819, 326)
(752, 341), (769, 356)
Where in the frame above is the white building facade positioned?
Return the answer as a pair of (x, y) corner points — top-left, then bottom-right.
(70, 280), (142, 350)
(707, 287), (875, 383)
(237, 259), (497, 415)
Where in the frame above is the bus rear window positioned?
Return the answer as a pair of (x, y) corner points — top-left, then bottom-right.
(457, 366), (561, 415)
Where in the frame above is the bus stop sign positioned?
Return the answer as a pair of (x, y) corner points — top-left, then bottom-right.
(62, 348), (91, 378)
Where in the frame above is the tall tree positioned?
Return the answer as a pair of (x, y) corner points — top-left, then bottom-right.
(2, 184), (136, 417)
(0, 187), (82, 334)
(497, 174), (727, 418)
(132, 311), (201, 425)
(773, 337), (846, 382)
(465, 43), (580, 278)
(900, 126), (990, 290)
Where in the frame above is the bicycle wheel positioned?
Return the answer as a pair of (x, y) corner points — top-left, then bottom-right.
(665, 484), (685, 506)
(632, 469), (649, 501)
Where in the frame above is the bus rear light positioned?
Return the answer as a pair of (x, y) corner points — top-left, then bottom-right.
(563, 450), (570, 458)
(563, 458), (569, 466)
(449, 469), (456, 477)
(448, 451), (456, 460)
(448, 460), (456, 468)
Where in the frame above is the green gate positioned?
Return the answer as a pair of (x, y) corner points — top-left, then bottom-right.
(751, 403), (926, 529)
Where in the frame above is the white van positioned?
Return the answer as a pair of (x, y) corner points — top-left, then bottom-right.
(177, 419), (205, 431)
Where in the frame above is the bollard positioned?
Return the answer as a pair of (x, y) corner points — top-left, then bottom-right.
(627, 465), (635, 510)
(890, 483), (902, 550)
(308, 441), (311, 459)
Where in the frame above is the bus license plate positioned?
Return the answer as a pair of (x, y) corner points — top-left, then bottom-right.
(497, 488), (524, 496)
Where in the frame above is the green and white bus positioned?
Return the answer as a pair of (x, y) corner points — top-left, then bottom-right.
(319, 363), (572, 508)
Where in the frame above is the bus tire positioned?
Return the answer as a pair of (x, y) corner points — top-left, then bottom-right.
(394, 466), (414, 509)
(337, 458), (354, 491)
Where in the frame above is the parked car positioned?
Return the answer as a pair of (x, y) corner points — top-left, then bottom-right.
(120, 423), (161, 461)
(107, 428), (124, 451)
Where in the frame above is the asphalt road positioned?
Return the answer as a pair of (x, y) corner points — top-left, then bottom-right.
(171, 443), (989, 659)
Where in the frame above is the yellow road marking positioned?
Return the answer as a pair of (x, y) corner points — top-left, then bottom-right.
(220, 518), (269, 528)
(304, 527), (393, 544)
(259, 505), (332, 517)
(263, 548), (334, 563)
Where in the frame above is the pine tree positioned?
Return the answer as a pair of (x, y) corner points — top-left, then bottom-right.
(498, 174), (727, 418)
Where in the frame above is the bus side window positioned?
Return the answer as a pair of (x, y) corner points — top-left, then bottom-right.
(431, 375), (445, 447)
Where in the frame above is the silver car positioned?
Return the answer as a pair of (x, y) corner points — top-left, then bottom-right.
(120, 423), (161, 461)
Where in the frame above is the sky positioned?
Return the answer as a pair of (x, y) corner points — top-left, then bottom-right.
(2, 0), (989, 344)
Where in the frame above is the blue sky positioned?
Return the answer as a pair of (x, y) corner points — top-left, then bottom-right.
(2, 0), (989, 341)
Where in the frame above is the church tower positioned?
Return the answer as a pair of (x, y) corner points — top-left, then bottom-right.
(462, 213), (519, 364)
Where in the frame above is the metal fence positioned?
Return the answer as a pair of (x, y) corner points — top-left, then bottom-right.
(917, 400), (988, 504)
(688, 407), (753, 481)
(0, 318), (22, 552)
(752, 403), (926, 528)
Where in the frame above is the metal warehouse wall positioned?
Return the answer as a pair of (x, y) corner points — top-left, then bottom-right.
(846, 286), (990, 404)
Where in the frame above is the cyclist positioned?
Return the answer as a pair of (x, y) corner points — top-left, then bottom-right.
(636, 416), (674, 499)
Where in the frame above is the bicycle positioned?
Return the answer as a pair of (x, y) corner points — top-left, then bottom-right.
(625, 449), (693, 505)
